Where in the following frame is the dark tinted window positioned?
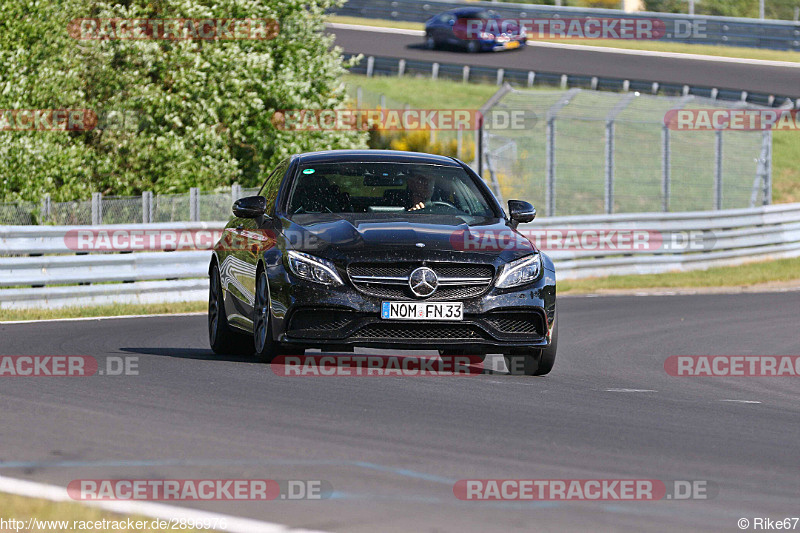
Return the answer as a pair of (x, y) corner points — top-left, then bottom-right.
(259, 159), (289, 216)
(287, 162), (495, 217)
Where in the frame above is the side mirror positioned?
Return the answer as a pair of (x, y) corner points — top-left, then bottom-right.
(448, 18), (455, 26)
(508, 200), (536, 227)
(232, 195), (267, 219)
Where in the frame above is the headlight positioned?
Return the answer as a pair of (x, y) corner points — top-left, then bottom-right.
(479, 31), (494, 40)
(495, 254), (542, 289)
(287, 251), (344, 286)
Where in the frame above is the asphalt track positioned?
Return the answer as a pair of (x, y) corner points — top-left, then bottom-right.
(328, 26), (800, 98)
(2, 291), (799, 531)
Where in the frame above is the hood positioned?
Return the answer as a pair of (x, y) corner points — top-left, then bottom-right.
(280, 213), (536, 262)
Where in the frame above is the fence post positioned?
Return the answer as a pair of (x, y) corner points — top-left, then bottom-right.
(457, 128), (463, 160)
(546, 116), (556, 217)
(661, 125), (671, 212)
(231, 183), (242, 203)
(142, 191), (153, 223)
(91, 193), (102, 225)
(356, 86), (362, 109)
(604, 120), (615, 214)
(714, 129), (723, 210)
(40, 194), (51, 223)
(190, 187), (200, 222)
(765, 130), (772, 205)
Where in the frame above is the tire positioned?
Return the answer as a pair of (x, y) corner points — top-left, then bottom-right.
(466, 40), (480, 53)
(503, 315), (558, 376)
(253, 269), (278, 363)
(424, 34), (437, 50)
(209, 263), (253, 356)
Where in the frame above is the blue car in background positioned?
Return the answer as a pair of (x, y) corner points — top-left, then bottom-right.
(424, 8), (526, 53)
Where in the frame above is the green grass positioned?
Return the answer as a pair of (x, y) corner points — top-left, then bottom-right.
(0, 493), (202, 532)
(329, 15), (800, 63)
(0, 301), (206, 322)
(559, 256), (800, 294)
(342, 73), (503, 110)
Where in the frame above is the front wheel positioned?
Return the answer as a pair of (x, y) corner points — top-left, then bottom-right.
(209, 263), (253, 356)
(424, 34), (437, 50)
(466, 40), (480, 53)
(503, 316), (558, 376)
(253, 270), (278, 363)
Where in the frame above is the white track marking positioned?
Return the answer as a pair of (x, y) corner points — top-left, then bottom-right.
(0, 475), (328, 533)
(605, 388), (658, 392)
(0, 312), (205, 325)
(326, 22), (800, 68)
(720, 399), (762, 404)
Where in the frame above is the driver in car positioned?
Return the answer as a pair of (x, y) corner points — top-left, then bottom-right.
(407, 173), (436, 211)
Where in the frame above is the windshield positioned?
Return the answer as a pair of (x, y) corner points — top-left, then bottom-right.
(287, 162), (497, 217)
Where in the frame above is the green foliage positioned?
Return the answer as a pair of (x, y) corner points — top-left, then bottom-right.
(0, 0), (366, 202)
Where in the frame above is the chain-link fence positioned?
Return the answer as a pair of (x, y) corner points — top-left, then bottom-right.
(1, 186), (260, 225)
(346, 85), (476, 163)
(479, 87), (773, 216)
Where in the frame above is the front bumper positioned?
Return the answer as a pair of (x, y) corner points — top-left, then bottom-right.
(271, 267), (556, 353)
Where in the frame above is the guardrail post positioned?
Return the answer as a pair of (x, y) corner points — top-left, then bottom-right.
(527, 71), (535, 88)
(91, 193), (102, 225)
(190, 187), (200, 222)
(462, 65), (470, 83)
(497, 68), (504, 86)
(661, 125), (671, 212)
(142, 191), (153, 223)
(431, 62), (439, 80)
(366, 56), (374, 77)
(714, 130), (723, 210)
(604, 119), (615, 214)
(398, 59), (406, 77)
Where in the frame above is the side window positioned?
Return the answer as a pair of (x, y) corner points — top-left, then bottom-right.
(258, 159), (289, 216)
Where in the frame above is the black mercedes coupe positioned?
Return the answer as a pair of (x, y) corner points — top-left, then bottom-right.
(208, 150), (557, 375)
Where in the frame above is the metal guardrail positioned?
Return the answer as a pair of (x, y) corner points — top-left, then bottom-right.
(344, 53), (799, 107)
(2, 204), (799, 308)
(334, 0), (800, 51)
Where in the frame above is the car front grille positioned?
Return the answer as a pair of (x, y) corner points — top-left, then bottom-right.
(352, 323), (488, 340)
(347, 262), (494, 301)
(484, 313), (545, 336)
(287, 309), (354, 333)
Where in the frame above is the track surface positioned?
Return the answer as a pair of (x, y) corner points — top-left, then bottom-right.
(2, 292), (799, 531)
(329, 26), (800, 98)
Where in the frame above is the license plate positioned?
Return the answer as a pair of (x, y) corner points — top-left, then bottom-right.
(381, 302), (463, 321)
(506, 41), (520, 49)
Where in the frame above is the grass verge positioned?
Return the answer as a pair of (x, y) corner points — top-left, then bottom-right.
(0, 301), (206, 322)
(328, 15), (800, 63)
(0, 492), (202, 532)
(559, 256), (800, 294)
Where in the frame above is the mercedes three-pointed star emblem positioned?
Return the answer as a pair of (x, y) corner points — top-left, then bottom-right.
(408, 267), (438, 298)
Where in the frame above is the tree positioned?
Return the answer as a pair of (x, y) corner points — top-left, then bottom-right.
(0, 0), (365, 202)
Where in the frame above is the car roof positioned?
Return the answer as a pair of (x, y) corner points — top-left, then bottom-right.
(292, 150), (462, 167)
(452, 7), (491, 16)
